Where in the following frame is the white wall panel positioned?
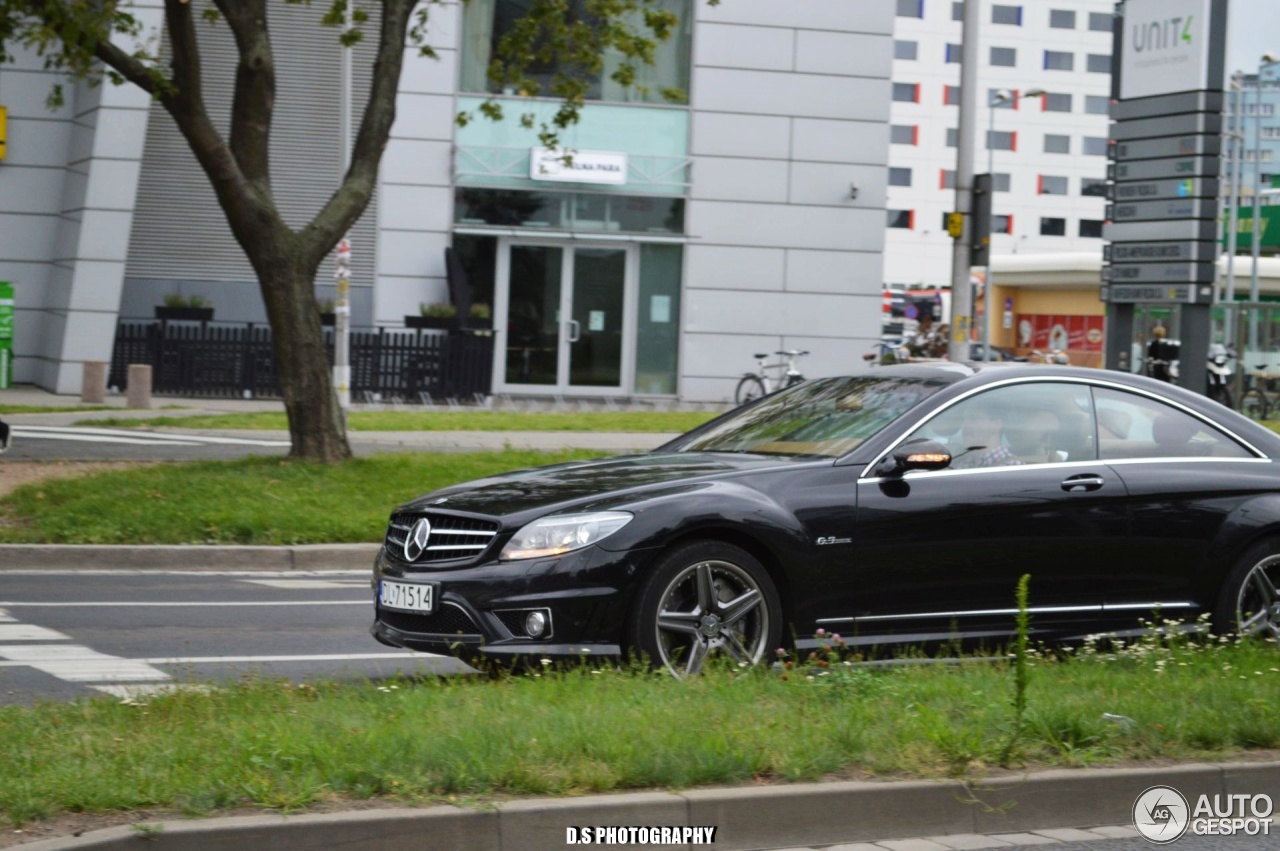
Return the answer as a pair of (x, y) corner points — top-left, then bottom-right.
(690, 113), (791, 159)
(694, 68), (892, 122)
(689, 158), (789, 203)
(795, 31), (894, 77)
(685, 245), (786, 292)
(695, 23), (795, 71)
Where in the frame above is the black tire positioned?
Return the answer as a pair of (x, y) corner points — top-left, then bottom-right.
(734, 375), (767, 406)
(1241, 389), (1268, 421)
(627, 540), (783, 677)
(1212, 538), (1280, 639)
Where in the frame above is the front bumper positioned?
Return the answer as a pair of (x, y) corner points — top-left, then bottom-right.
(369, 543), (655, 661)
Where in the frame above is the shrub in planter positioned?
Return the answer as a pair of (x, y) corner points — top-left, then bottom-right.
(155, 294), (214, 321)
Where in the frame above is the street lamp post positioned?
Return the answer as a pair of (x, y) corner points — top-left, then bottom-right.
(981, 88), (1042, 361)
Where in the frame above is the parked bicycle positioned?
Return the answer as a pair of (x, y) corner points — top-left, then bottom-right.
(1240, 365), (1277, 421)
(1028, 348), (1070, 365)
(735, 349), (809, 405)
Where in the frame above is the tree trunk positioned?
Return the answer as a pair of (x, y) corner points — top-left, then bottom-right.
(257, 250), (352, 464)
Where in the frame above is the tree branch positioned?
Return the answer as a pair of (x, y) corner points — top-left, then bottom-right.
(91, 38), (160, 95)
(212, 0), (274, 188)
(303, 0), (416, 258)
(159, 0), (284, 263)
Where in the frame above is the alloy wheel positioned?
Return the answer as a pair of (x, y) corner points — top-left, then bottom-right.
(653, 559), (770, 676)
(1237, 554), (1280, 639)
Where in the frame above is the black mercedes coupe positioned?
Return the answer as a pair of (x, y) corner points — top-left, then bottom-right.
(372, 363), (1280, 675)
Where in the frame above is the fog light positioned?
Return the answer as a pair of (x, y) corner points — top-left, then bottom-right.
(525, 610), (547, 638)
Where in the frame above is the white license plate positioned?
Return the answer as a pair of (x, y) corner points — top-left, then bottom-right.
(378, 580), (436, 613)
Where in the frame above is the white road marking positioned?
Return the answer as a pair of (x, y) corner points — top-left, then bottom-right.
(241, 579), (367, 589)
(0, 601), (366, 607)
(0, 624), (72, 641)
(92, 683), (218, 699)
(0, 608), (14, 622)
(0, 645), (170, 682)
(13, 425), (291, 447)
(0, 651), (437, 668)
(0, 570), (368, 577)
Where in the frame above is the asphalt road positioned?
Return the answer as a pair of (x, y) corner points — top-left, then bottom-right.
(0, 569), (469, 705)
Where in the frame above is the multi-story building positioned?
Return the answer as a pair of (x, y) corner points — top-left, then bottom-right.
(885, 0), (1116, 291)
(1226, 66), (1280, 260)
(0, 0), (896, 400)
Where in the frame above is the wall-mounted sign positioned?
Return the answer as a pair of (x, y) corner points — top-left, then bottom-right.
(530, 147), (628, 185)
(1119, 0), (1216, 100)
(1103, 283), (1215, 304)
(1111, 135), (1220, 161)
(1105, 240), (1218, 263)
(1106, 197), (1216, 223)
(1102, 261), (1215, 283)
(1110, 177), (1218, 201)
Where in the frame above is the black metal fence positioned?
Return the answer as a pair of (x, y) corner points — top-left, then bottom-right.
(110, 321), (493, 401)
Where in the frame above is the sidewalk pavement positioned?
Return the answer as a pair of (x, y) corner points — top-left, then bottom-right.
(15, 761), (1280, 850)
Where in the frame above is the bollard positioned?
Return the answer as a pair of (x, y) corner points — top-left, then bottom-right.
(126, 364), (153, 409)
(81, 361), (107, 404)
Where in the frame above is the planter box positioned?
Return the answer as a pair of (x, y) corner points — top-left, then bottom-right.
(155, 306), (214, 322)
(406, 315), (455, 330)
(319, 312), (336, 326)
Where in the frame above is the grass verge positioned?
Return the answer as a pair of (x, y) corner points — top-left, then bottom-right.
(74, 411), (717, 433)
(1, 636), (1277, 826)
(0, 405), (116, 415)
(0, 450), (605, 545)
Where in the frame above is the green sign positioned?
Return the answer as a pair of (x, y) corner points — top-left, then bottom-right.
(1223, 207), (1280, 251)
(0, 281), (12, 389)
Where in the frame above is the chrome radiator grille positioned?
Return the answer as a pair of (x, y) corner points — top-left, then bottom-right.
(385, 512), (500, 564)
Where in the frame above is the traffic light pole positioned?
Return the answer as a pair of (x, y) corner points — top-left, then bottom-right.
(947, 0), (981, 362)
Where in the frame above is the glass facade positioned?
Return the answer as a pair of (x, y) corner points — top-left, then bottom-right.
(460, 0), (691, 105)
(635, 244), (682, 395)
(456, 188), (685, 234)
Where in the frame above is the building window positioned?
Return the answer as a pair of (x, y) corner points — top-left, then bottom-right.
(990, 47), (1017, 67)
(992, 4), (1022, 25)
(1040, 217), (1067, 236)
(887, 209), (915, 229)
(1044, 51), (1074, 71)
(896, 0), (924, 17)
(1261, 126), (1280, 140)
(895, 40), (919, 60)
(994, 214), (1014, 234)
(944, 171), (1010, 190)
(1081, 178), (1108, 197)
(890, 124), (919, 145)
(952, 1), (964, 20)
(1049, 9), (1076, 28)
(946, 127), (958, 147)
(987, 130), (1016, 151)
(1084, 95), (1110, 115)
(460, 0), (691, 105)
(1083, 136), (1108, 156)
(945, 43), (963, 63)
(944, 84), (961, 105)
(1079, 219), (1104, 238)
(1044, 92), (1073, 112)
(893, 82), (920, 103)
(1244, 103), (1276, 117)
(1088, 11), (1112, 31)
(1087, 53), (1111, 73)
(1039, 175), (1069, 195)
(889, 167), (913, 187)
(1245, 149), (1276, 163)
(1044, 134), (1071, 154)
(988, 87), (1018, 108)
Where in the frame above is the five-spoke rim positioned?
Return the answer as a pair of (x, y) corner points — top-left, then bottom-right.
(1237, 555), (1280, 639)
(653, 559), (770, 676)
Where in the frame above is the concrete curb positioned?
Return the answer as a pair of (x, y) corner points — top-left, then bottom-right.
(14, 761), (1280, 850)
(0, 544), (380, 571)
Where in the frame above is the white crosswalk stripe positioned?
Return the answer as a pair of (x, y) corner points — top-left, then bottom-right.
(0, 645), (171, 682)
(12, 425), (290, 447)
(0, 608), (15, 623)
(241, 579), (368, 589)
(0, 624), (71, 641)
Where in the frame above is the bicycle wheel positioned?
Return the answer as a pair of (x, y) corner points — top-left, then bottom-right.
(734, 375), (767, 405)
(784, 373), (805, 389)
(1241, 389), (1268, 421)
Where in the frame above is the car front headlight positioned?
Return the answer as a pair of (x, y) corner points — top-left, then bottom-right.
(499, 511), (633, 561)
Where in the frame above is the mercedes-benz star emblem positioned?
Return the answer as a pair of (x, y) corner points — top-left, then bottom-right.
(403, 518), (432, 562)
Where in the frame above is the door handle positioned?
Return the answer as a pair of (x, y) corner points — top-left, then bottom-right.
(567, 319), (581, 342)
(1061, 474), (1105, 492)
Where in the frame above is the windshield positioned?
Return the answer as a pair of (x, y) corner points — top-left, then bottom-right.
(671, 376), (948, 458)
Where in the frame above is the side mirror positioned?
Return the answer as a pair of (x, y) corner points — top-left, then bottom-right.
(876, 438), (952, 476)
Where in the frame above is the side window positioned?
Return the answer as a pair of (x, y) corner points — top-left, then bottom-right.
(905, 383), (1094, 470)
(1094, 388), (1253, 460)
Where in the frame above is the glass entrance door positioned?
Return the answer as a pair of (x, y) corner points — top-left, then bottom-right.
(495, 241), (635, 395)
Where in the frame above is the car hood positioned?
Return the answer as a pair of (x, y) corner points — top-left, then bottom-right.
(398, 452), (814, 519)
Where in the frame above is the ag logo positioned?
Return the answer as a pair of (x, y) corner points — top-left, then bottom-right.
(1133, 785), (1190, 844)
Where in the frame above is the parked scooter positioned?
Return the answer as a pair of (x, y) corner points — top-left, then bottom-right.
(1207, 343), (1235, 408)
